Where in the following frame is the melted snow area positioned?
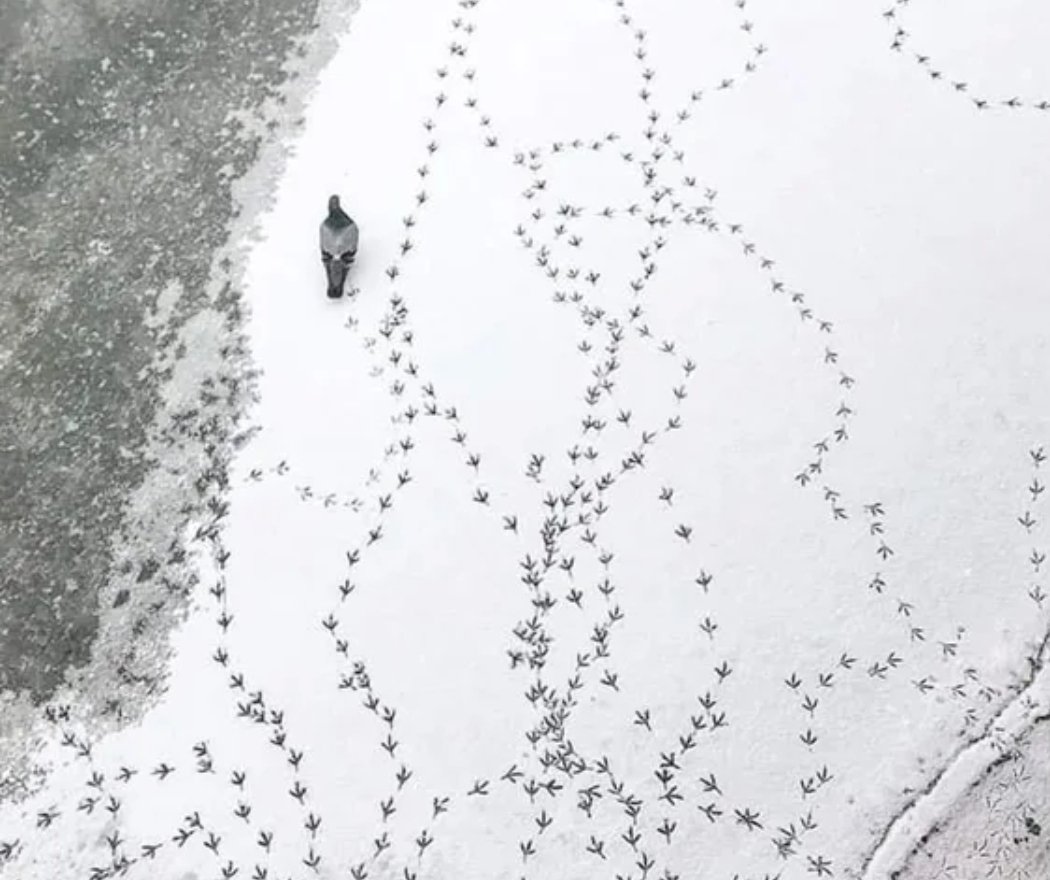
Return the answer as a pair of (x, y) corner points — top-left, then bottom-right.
(4, 1), (1050, 878)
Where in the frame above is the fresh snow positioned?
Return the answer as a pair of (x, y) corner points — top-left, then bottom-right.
(4, 0), (1050, 879)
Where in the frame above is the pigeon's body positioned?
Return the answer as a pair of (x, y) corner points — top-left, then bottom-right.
(320, 210), (358, 257)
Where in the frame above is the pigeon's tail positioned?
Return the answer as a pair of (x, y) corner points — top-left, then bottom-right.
(327, 206), (353, 229)
(327, 194), (353, 229)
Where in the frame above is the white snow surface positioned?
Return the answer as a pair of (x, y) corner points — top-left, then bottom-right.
(5, 0), (1050, 878)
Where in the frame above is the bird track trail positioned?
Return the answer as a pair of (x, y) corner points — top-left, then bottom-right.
(858, 446), (1050, 880)
(881, 0), (1050, 113)
(2, 2), (1046, 880)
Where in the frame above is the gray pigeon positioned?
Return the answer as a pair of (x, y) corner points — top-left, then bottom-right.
(320, 195), (359, 298)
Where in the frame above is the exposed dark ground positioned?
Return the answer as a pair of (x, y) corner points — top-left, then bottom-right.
(0, 0), (329, 710)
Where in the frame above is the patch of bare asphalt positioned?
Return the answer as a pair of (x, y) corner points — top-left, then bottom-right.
(0, 0), (354, 800)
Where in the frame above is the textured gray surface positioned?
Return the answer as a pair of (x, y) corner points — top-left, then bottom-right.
(894, 718), (1050, 880)
(0, 0), (322, 702)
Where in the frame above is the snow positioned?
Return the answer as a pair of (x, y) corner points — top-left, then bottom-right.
(4, 0), (1050, 878)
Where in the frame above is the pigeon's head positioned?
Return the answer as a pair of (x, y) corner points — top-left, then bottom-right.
(328, 194), (341, 214)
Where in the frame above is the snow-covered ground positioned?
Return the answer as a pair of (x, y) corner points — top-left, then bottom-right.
(4, 0), (1050, 878)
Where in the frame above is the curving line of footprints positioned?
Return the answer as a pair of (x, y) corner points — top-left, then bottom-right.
(881, 0), (1050, 113)
(24, 712), (289, 880)
(3, 399), (329, 879)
